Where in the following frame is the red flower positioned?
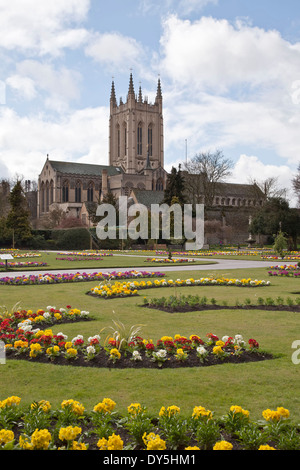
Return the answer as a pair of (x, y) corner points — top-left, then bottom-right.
(66, 305), (72, 309)
(248, 338), (259, 349)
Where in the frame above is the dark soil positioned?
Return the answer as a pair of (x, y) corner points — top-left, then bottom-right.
(6, 347), (274, 369)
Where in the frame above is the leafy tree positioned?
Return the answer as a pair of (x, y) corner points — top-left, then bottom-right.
(250, 197), (300, 249)
(163, 165), (186, 205)
(6, 180), (32, 246)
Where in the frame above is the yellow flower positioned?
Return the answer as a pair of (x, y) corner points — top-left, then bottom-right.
(213, 345), (224, 355)
(97, 433), (123, 450)
(258, 444), (276, 450)
(65, 341), (73, 349)
(61, 399), (85, 416)
(142, 432), (166, 450)
(31, 400), (51, 413)
(230, 405), (250, 418)
(0, 396), (21, 408)
(93, 398), (116, 414)
(128, 403), (143, 416)
(31, 429), (52, 450)
(262, 407), (289, 422)
(185, 446), (200, 450)
(66, 348), (77, 358)
(213, 440), (233, 450)
(0, 429), (14, 446)
(71, 441), (88, 450)
(110, 348), (121, 359)
(160, 405), (180, 418)
(192, 406), (212, 420)
(59, 426), (82, 442)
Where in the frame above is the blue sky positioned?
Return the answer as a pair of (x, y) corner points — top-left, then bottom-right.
(1, 0), (300, 205)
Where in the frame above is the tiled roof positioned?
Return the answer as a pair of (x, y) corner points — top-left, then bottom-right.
(132, 189), (165, 208)
(49, 160), (123, 177)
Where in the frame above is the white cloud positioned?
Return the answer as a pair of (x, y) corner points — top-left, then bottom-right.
(85, 32), (145, 72)
(6, 75), (37, 100)
(228, 154), (296, 205)
(0, 106), (109, 181)
(11, 60), (82, 111)
(160, 15), (300, 93)
(159, 15), (300, 169)
(0, 0), (91, 56)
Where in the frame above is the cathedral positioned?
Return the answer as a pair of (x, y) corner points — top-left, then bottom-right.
(37, 74), (167, 225)
(37, 73), (263, 231)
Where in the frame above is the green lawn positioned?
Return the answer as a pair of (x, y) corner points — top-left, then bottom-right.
(0, 251), (217, 272)
(1, 264), (300, 422)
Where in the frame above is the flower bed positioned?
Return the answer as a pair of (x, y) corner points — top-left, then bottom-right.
(145, 258), (196, 263)
(0, 261), (48, 268)
(0, 270), (165, 286)
(142, 294), (300, 312)
(89, 277), (270, 299)
(56, 257), (104, 261)
(0, 396), (294, 450)
(0, 309), (272, 369)
(0, 305), (91, 329)
(268, 270), (300, 277)
(57, 251), (113, 257)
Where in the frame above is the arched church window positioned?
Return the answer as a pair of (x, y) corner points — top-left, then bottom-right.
(123, 123), (127, 156)
(156, 178), (164, 191)
(46, 181), (50, 212)
(40, 182), (45, 212)
(50, 181), (54, 205)
(148, 125), (153, 156)
(87, 182), (94, 202)
(137, 123), (142, 155)
(75, 180), (82, 203)
(62, 180), (69, 203)
(116, 125), (120, 158)
(124, 182), (133, 196)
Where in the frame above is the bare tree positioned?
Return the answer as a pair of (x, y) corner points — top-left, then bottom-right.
(249, 176), (287, 201)
(183, 149), (233, 206)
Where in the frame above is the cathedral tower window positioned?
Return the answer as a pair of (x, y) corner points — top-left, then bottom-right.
(124, 124), (127, 156)
(117, 125), (120, 158)
(137, 123), (142, 155)
(148, 125), (153, 156)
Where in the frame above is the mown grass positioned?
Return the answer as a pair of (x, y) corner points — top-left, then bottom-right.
(1, 264), (300, 422)
(0, 251), (216, 272)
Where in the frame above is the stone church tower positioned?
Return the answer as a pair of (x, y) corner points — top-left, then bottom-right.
(109, 73), (164, 175)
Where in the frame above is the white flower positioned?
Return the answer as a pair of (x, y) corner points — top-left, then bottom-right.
(222, 336), (229, 343)
(87, 346), (96, 355)
(156, 349), (167, 359)
(43, 312), (51, 319)
(234, 334), (245, 346)
(80, 310), (89, 317)
(132, 350), (142, 361)
(196, 346), (207, 355)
